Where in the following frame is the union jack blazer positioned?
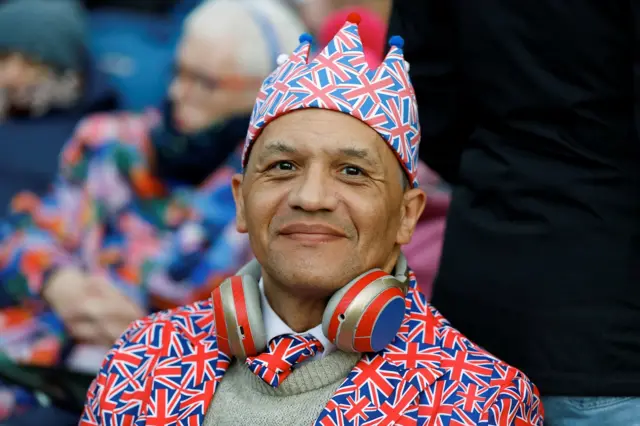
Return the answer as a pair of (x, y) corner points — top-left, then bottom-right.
(80, 272), (543, 425)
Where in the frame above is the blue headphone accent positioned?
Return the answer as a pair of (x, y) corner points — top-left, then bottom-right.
(245, 6), (282, 70)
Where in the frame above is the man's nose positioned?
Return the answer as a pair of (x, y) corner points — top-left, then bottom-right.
(287, 168), (339, 212)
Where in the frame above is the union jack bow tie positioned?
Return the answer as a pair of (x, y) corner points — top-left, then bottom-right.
(246, 333), (324, 388)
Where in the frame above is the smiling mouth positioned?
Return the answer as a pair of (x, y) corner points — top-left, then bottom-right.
(280, 232), (343, 243)
(278, 223), (346, 243)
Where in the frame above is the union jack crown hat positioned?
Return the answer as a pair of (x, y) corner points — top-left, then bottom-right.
(242, 13), (421, 187)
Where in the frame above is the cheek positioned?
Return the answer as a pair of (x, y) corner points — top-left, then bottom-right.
(244, 185), (285, 235)
(353, 197), (401, 244)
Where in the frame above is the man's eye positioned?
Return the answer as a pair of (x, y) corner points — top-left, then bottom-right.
(341, 166), (364, 176)
(271, 161), (295, 171)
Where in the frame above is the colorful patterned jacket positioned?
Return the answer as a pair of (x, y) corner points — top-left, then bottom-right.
(0, 111), (249, 417)
(80, 271), (544, 426)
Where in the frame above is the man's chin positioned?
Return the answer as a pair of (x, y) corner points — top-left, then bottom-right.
(265, 250), (362, 293)
(273, 268), (349, 297)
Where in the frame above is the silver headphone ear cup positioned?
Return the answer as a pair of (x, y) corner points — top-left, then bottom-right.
(212, 276), (266, 358)
(322, 279), (357, 342)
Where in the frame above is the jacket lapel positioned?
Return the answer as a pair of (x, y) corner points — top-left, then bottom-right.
(176, 332), (228, 425)
(133, 308), (231, 426)
(317, 277), (446, 426)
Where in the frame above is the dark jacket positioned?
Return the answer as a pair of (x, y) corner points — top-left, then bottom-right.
(0, 60), (118, 218)
(390, 0), (640, 396)
(82, 0), (179, 14)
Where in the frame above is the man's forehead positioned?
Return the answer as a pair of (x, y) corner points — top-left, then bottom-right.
(257, 139), (380, 164)
(255, 111), (386, 162)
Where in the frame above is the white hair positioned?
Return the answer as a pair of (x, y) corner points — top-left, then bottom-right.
(184, 0), (307, 77)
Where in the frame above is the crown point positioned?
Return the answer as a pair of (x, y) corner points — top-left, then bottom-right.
(299, 33), (313, 44)
(389, 35), (405, 49)
(276, 54), (289, 66)
(346, 12), (361, 24)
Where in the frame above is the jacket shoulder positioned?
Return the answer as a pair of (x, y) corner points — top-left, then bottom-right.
(402, 289), (542, 423)
(120, 299), (216, 348)
(403, 286), (526, 376)
(81, 300), (220, 424)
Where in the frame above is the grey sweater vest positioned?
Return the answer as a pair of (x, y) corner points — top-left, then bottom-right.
(204, 351), (361, 426)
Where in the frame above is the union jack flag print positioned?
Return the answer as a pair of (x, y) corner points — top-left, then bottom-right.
(243, 18), (422, 187)
(246, 333), (324, 387)
(80, 269), (543, 425)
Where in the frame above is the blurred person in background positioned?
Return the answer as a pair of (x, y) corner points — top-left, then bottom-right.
(0, 0), (118, 219)
(331, 0), (391, 22)
(284, 0), (333, 36)
(0, 0), (305, 424)
(391, 0), (640, 424)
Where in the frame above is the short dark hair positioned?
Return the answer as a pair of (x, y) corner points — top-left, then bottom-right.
(400, 169), (410, 191)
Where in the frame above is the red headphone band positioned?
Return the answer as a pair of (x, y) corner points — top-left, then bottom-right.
(230, 276), (257, 357)
(212, 286), (231, 355)
(326, 269), (388, 342)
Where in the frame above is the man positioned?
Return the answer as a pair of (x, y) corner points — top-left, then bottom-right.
(80, 15), (543, 425)
(389, 1), (640, 425)
(0, 0), (304, 423)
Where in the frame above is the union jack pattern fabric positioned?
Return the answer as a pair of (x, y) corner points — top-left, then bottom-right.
(246, 333), (324, 387)
(80, 270), (543, 425)
(243, 20), (421, 187)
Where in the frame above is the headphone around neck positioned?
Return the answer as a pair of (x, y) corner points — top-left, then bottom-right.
(212, 255), (410, 358)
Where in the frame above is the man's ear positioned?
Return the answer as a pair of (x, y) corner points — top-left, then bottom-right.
(396, 188), (427, 245)
(231, 173), (248, 233)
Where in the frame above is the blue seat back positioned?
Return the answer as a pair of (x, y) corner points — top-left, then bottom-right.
(87, 5), (197, 110)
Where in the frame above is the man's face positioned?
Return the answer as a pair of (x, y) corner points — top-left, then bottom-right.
(168, 32), (261, 134)
(0, 53), (57, 113)
(232, 109), (426, 297)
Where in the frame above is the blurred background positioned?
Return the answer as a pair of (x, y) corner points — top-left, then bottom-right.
(82, 0), (390, 110)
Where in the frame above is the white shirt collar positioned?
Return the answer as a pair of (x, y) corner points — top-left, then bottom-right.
(259, 278), (336, 360)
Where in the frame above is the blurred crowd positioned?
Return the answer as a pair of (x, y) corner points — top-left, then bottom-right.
(0, 0), (449, 423)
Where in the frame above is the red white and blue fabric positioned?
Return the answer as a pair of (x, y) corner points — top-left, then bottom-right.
(79, 270), (544, 426)
(243, 20), (421, 187)
(246, 333), (324, 387)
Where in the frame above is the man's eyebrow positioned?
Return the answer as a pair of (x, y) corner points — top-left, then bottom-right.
(338, 147), (380, 167)
(257, 141), (297, 160)
(256, 141), (380, 167)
